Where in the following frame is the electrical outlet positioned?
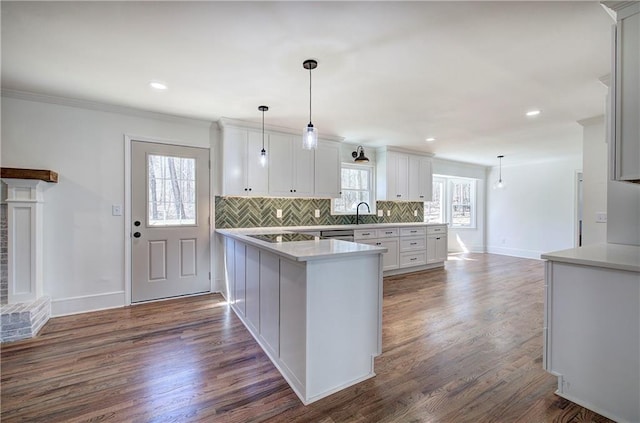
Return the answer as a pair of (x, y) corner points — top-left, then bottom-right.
(314, 209), (320, 218)
(112, 205), (122, 216)
(377, 210), (383, 217)
(276, 209), (282, 218)
(386, 210), (390, 217)
(596, 212), (607, 223)
(413, 209), (417, 217)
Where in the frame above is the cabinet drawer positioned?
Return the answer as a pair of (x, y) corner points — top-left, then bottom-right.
(400, 237), (426, 252)
(400, 251), (426, 268)
(354, 229), (377, 240)
(427, 225), (447, 235)
(400, 227), (426, 237)
(377, 228), (399, 238)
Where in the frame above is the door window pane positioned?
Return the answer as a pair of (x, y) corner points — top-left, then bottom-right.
(148, 155), (196, 226)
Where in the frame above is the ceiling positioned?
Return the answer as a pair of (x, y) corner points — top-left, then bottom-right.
(1, 1), (614, 166)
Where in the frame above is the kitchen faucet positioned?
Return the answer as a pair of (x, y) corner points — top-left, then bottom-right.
(356, 202), (370, 225)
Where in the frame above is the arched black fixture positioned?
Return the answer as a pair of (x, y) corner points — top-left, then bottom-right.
(352, 146), (370, 163)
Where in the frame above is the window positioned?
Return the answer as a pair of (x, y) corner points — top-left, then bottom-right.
(424, 176), (476, 228)
(148, 154), (196, 226)
(332, 164), (376, 214)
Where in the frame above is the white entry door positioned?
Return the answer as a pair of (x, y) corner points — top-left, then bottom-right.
(131, 141), (210, 303)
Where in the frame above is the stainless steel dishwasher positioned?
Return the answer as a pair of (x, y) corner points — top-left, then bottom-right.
(319, 229), (354, 241)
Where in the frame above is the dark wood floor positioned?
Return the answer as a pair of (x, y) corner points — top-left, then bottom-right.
(1, 253), (613, 423)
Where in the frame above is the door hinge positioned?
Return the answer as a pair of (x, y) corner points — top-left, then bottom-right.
(208, 272), (211, 280)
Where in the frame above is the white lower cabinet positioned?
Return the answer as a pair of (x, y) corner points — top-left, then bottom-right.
(224, 237), (236, 304)
(359, 238), (399, 271)
(427, 225), (448, 264)
(234, 241), (246, 316)
(279, 259), (307, 389)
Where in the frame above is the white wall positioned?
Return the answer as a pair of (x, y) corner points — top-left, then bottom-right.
(1, 94), (212, 316)
(432, 158), (487, 253)
(486, 156), (582, 259)
(580, 117), (608, 245)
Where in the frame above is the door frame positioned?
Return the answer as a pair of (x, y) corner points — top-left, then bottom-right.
(124, 134), (212, 306)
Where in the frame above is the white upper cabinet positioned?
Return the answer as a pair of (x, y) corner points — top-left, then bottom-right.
(314, 141), (341, 198)
(377, 148), (432, 202)
(408, 156), (433, 202)
(268, 133), (315, 197)
(610, 2), (640, 183)
(222, 127), (269, 196)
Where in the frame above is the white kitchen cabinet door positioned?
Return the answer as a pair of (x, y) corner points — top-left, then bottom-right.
(360, 238), (399, 271)
(386, 151), (409, 200)
(268, 133), (315, 197)
(259, 251), (280, 357)
(612, 3), (640, 182)
(409, 156), (433, 202)
(293, 143), (315, 197)
(245, 245), (260, 333)
(427, 234), (447, 263)
(222, 127), (269, 196)
(246, 131), (269, 195)
(268, 133), (294, 196)
(314, 141), (341, 198)
(234, 241), (246, 316)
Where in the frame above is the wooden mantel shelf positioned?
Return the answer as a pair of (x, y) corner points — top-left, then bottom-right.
(1, 168), (58, 183)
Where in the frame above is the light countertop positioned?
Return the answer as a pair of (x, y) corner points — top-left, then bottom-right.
(541, 243), (640, 273)
(217, 228), (388, 262)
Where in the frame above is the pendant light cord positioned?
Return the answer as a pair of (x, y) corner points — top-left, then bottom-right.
(262, 109), (265, 149)
(308, 66), (312, 125)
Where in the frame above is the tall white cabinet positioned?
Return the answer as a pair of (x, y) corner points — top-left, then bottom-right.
(221, 127), (269, 196)
(608, 1), (640, 183)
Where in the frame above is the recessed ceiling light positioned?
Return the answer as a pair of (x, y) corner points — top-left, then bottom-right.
(149, 81), (168, 90)
(526, 110), (541, 117)
(425, 137), (436, 142)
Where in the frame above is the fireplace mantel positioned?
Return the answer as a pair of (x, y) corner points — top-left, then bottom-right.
(1, 168), (58, 183)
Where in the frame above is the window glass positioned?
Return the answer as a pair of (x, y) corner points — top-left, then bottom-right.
(332, 164), (375, 214)
(424, 176), (476, 228)
(148, 155), (196, 226)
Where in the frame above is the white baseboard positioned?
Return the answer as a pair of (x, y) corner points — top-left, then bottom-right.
(51, 291), (125, 317)
(486, 246), (544, 260)
(448, 244), (486, 254)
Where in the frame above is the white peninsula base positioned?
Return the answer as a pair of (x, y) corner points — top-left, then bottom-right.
(221, 233), (384, 404)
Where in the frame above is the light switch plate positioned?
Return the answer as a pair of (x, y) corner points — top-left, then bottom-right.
(276, 209), (282, 218)
(413, 209), (417, 217)
(596, 212), (607, 223)
(314, 209), (320, 218)
(386, 210), (390, 217)
(377, 210), (383, 217)
(112, 205), (122, 216)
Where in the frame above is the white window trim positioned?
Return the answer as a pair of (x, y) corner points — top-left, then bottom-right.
(425, 175), (477, 229)
(331, 162), (377, 215)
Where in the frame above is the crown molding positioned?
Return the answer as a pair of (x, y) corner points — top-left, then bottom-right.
(1, 89), (213, 128)
(376, 145), (435, 158)
(217, 117), (345, 142)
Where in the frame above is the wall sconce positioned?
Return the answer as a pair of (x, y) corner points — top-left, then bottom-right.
(352, 146), (370, 163)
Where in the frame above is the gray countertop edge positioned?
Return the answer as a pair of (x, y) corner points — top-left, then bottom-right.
(217, 228), (388, 262)
(541, 243), (640, 273)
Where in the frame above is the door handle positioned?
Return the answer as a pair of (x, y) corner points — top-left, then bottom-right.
(133, 232), (141, 238)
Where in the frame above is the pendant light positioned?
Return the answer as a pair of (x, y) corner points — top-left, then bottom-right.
(494, 155), (505, 189)
(259, 105), (268, 167)
(352, 146), (370, 163)
(302, 59), (318, 150)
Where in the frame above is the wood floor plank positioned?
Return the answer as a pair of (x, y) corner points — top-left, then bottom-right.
(1, 253), (614, 422)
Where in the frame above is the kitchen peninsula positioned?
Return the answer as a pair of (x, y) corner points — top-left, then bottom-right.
(217, 227), (386, 404)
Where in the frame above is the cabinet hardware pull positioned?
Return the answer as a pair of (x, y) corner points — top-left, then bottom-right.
(249, 188), (252, 191)
(420, 196), (424, 198)
(385, 231), (393, 234)
(410, 242), (417, 245)
(410, 257), (417, 261)
(362, 233), (370, 236)
(244, 188), (248, 191)
(376, 242), (381, 245)
(436, 237), (440, 240)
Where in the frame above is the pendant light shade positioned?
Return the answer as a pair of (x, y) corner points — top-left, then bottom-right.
(494, 155), (505, 189)
(259, 105), (268, 167)
(352, 146), (370, 163)
(302, 59), (318, 150)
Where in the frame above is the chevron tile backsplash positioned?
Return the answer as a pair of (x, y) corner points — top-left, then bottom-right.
(215, 196), (424, 228)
